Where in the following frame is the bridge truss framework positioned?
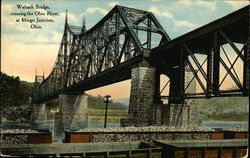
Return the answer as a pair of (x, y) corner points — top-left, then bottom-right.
(32, 5), (250, 104)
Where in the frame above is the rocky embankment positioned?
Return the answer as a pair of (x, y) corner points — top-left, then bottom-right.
(74, 126), (248, 143)
(1, 126), (248, 144)
(1, 129), (40, 134)
(75, 125), (216, 132)
(1, 129), (40, 144)
(222, 127), (248, 132)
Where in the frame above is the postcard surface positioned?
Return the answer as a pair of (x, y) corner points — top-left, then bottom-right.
(1, 0), (249, 157)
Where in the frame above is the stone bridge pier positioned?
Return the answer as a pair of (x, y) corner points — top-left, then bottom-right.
(31, 75), (47, 123)
(31, 103), (47, 123)
(121, 59), (158, 127)
(121, 60), (198, 127)
(54, 94), (88, 141)
(31, 93), (88, 141)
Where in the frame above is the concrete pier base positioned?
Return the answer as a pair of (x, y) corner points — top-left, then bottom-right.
(31, 103), (47, 123)
(166, 103), (190, 126)
(54, 94), (88, 141)
(150, 104), (168, 126)
(150, 101), (198, 126)
(54, 112), (64, 141)
(121, 62), (156, 127)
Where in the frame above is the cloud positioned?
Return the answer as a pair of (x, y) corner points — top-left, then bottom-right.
(174, 20), (196, 28)
(1, 4), (24, 30)
(148, 6), (160, 15)
(108, 2), (119, 8)
(2, 29), (61, 46)
(161, 11), (174, 19)
(196, 0), (216, 11)
(224, 1), (249, 10)
(2, 13), (34, 33)
(34, 35), (49, 43)
(2, 13), (16, 27)
(86, 7), (108, 15)
(148, 6), (197, 28)
(148, 6), (173, 19)
(2, 34), (59, 81)
(178, 0), (216, 11)
(60, 12), (78, 23)
(2, 4), (13, 12)
(51, 32), (62, 43)
(178, 0), (192, 6)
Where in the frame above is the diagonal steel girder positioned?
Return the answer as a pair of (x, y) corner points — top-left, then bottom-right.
(219, 29), (249, 67)
(219, 57), (243, 90)
(184, 44), (214, 92)
(185, 57), (208, 92)
(219, 46), (245, 88)
(185, 56), (207, 93)
(221, 45), (241, 83)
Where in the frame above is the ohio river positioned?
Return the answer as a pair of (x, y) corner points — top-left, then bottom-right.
(1, 120), (248, 131)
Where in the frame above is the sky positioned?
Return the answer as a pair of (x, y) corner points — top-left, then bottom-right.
(1, 0), (249, 98)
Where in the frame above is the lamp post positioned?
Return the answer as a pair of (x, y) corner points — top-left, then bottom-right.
(104, 95), (111, 128)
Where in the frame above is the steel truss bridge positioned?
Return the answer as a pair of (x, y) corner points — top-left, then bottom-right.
(32, 5), (249, 104)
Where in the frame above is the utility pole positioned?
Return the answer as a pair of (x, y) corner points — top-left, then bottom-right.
(104, 95), (111, 128)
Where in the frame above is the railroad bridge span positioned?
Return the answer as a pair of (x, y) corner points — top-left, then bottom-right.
(31, 5), (249, 132)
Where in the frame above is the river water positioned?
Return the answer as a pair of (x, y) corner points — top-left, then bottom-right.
(1, 120), (248, 131)
(202, 121), (248, 129)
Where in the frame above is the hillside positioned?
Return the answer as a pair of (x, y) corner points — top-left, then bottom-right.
(88, 95), (127, 110)
(0, 73), (128, 122)
(113, 98), (129, 107)
(196, 97), (248, 121)
(0, 72), (128, 109)
(0, 72), (33, 107)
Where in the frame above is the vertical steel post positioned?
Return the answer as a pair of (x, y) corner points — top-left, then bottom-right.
(213, 31), (220, 95)
(115, 13), (119, 65)
(63, 10), (68, 88)
(180, 44), (185, 102)
(247, 5), (250, 136)
(243, 44), (248, 95)
(169, 45), (185, 104)
(247, 8), (250, 122)
(207, 50), (213, 97)
(104, 95), (111, 128)
(126, 37), (131, 60)
(154, 69), (162, 104)
(147, 18), (151, 49)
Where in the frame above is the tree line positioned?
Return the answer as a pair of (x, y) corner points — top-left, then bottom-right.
(0, 72), (127, 110)
(0, 72), (33, 106)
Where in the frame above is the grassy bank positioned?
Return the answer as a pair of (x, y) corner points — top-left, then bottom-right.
(88, 108), (128, 123)
(89, 116), (123, 123)
(204, 113), (248, 121)
(88, 108), (128, 117)
(197, 97), (248, 121)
